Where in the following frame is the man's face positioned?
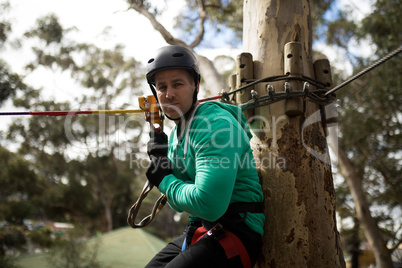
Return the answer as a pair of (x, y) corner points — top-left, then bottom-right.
(154, 68), (198, 119)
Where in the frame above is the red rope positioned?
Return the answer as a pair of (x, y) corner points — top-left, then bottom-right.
(199, 95), (222, 102)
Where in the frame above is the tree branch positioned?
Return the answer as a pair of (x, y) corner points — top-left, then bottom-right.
(127, 0), (226, 92)
(189, 0), (207, 48)
(128, 0), (208, 49)
(128, 1), (187, 47)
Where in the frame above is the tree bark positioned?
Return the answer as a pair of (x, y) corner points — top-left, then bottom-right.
(337, 146), (394, 268)
(243, 0), (345, 266)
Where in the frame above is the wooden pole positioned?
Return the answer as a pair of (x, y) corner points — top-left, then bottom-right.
(242, 0), (345, 267)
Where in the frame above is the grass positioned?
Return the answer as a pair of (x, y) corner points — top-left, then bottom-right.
(13, 227), (166, 268)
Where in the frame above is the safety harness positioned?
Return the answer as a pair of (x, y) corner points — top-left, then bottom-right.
(181, 201), (263, 267)
(190, 224), (251, 268)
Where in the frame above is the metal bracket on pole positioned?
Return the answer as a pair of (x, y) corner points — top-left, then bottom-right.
(227, 74), (237, 104)
(313, 59), (336, 136)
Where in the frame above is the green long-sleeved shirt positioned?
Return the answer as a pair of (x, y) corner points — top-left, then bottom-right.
(158, 102), (265, 235)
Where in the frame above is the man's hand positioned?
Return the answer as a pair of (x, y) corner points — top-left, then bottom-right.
(147, 131), (168, 157)
(146, 155), (172, 188)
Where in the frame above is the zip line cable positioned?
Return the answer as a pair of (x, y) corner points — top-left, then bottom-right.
(324, 45), (402, 96)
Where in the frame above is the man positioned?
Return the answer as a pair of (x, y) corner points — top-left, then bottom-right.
(144, 45), (264, 268)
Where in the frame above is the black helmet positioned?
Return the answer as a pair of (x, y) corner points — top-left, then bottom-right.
(146, 45), (201, 85)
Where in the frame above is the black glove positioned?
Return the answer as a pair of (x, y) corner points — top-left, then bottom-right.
(146, 155), (173, 188)
(147, 130), (168, 157)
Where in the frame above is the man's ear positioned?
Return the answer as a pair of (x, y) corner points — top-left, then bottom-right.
(196, 82), (200, 93)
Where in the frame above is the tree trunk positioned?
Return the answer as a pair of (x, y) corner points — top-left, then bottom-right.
(95, 172), (113, 232)
(196, 54), (226, 93)
(104, 202), (113, 232)
(337, 146), (393, 268)
(351, 216), (361, 268)
(242, 1), (345, 266)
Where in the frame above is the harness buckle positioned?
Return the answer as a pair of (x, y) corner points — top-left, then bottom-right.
(207, 223), (226, 240)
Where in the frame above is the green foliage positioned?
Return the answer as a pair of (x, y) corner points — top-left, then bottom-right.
(310, 0), (334, 34)
(0, 5), (39, 107)
(0, 255), (21, 268)
(0, 201), (34, 225)
(337, 0), (402, 200)
(47, 227), (102, 268)
(24, 14), (63, 45)
(0, 62), (29, 106)
(27, 228), (54, 248)
(183, 0), (243, 40)
(0, 146), (41, 223)
(326, 10), (357, 49)
(206, 1), (243, 37)
(338, 59), (402, 208)
(361, 0), (401, 52)
(1, 225), (26, 251)
(0, 1), (11, 47)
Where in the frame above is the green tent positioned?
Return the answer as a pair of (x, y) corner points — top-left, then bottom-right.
(14, 227), (166, 268)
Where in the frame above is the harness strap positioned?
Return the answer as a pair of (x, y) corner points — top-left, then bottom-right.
(219, 201), (264, 223)
(225, 202), (264, 215)
(190, 224), (251, 268)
